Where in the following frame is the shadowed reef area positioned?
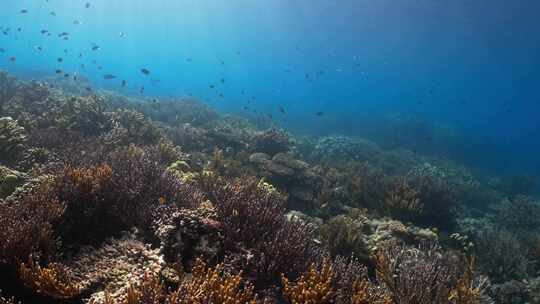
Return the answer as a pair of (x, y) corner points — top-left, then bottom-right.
(1, 70), (540, 304)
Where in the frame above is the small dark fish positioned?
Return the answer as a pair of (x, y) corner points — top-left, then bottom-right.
(58, 32), (69, 37)
(0, 48), (5, 53)
(78, 52), (83, 58)
(97, 66), (102, 70)
(219, 93), (224, 98)
(57, 57), (63, 62)
(315, 112), (324, 116)
(17, 28), (22, 32)
(186, 58), (192, 62)
(63, 37), (69, 40)
(140, 68), (150, 75)
(9, 57), (16, 62)
(209, 85), (215, 89)
(34, 45), (43, 51)
(85, 2), (91, 8)
(267, 114), (273, 120)
(279, 106), (286, 114)
(121, 80), (127, 87)
(20, 9), (28, 14)
(73, 20), (82, 25)
(85, 87), (92, 92)
(220, 78), (225, 83)
(40, 29), (48, 34)
(64, 49), (68, 54)
(103, 74), (116, 79)
(55, 69), (62, 74)
(50, 11), (56, 16)
(91, 45), (100, 51)
(73, 75), (78, 81)
(140, 86), (145, 94)
(63, 73), (70, 78)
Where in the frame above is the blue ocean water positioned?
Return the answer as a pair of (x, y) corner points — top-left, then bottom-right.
(0, 0), (539, 179)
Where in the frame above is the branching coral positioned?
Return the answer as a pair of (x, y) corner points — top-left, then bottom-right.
(281, 258), (334, 304)
(406, 164), (460, 229)
(332, 256), (370, 304)
(0, 179), (63, 264)
(251, 129), (292, 156)
(383, 177), (423, 222)
(320, 215), (368, 259)
(56, 163), (118, 245)
(351, 279), (392, 304)
(489, 195), (540, 232)
(18, 258), (80, 299)
(56, 145), (195, 245)
(449, 257), (492, 304)
(206, 176), (287, 250)
(373, 242), (456, 304)
(167, 258), (258, 304)
(108, 109), (164, 145)
(472, 229), (530, 283)
(0, 117), (26, 162)
(123, 274), (166, 304)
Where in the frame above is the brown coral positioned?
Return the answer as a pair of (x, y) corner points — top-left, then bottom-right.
(18, 258), (80, 300)
(281, 259), (334, 304)
(0, 179), (63, 264)
(383, 177), (423, 222)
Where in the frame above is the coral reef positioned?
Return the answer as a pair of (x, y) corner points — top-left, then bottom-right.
(0, 70), (534, 304)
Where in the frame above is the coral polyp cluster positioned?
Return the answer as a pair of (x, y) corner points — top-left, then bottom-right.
(0, 70), (538, 303)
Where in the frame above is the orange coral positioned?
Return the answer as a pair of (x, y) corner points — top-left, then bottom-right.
(64, 164), (113, 194)
(18, 258), (80, 299)
(123, 273), (166, 304)
(281, 259), (334, 304)
(167, 258), (257, 304)
(449, 256), (490, 304)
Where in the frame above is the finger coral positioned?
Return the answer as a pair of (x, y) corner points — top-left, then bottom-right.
(18, 258), (80, 299)
(281, 258), (334, 304)
(167, 258), (258, 304)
